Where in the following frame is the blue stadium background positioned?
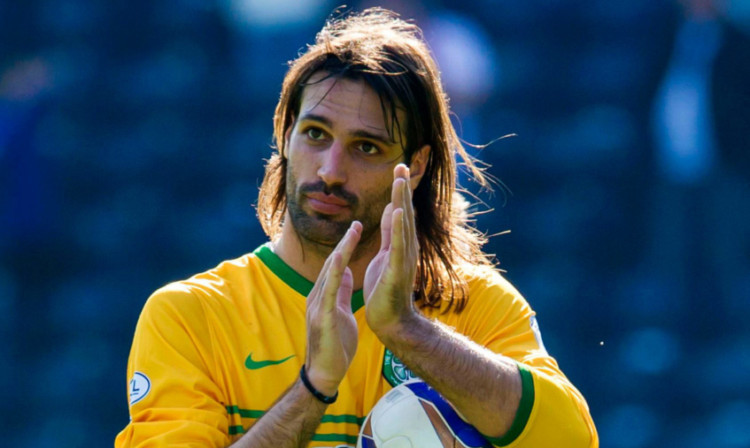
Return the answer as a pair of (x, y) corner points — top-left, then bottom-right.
(2, 1), (749, 446)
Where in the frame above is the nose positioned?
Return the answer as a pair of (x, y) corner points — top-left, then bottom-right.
(317, 140), (348, 186)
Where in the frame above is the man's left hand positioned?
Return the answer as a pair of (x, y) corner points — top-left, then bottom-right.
(363, 163), (419, 335)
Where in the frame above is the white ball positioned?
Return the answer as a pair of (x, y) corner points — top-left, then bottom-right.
(357, 380), (490, 448)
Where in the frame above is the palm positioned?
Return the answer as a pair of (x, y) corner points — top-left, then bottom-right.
(304, 222), (362, 390)
(334, 285), (358, 364)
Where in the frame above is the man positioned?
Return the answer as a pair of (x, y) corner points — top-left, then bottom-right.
(649, 0), (750, 313)
(116, 8), (597, 447)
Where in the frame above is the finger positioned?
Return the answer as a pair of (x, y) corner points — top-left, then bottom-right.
(336, 266), (354, 314)
(400, 166), (416, 252)
(394, 163), (409, 182)
(321, 251), (344, 308)
(391, 170), (406, 211)
(313, 220), (360, 287)
(339, 220), (362, 267)
(390, 177), (407, 250)
(313, 238), (337, 284)
(309, 247), (336, 306)
(380, 202), (394, 251)
(321, 223), (361, 311)
(390, 166), (415, 256)
(389, 207), (405, 268)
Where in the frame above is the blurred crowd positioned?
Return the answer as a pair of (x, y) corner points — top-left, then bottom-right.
(1, 1), (749, 447)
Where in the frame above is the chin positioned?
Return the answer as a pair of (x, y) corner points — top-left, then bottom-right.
(295, 214), (352, 247)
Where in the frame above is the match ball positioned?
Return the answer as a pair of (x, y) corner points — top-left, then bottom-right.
(357, 380), (491, 448)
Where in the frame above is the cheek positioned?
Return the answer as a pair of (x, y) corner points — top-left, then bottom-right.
(357, 177), (393, 209)
(286, 142), (316, 179)
(284, 162), (297, 198)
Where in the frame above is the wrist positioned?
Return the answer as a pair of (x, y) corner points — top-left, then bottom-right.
(374, 308), (423, 347)
(367, 291), (420, 336)
(302, 364), (340, 398)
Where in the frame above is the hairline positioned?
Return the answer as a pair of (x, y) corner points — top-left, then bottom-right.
(289, 68), (415, 163)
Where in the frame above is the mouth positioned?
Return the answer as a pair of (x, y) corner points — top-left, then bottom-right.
(305, 192), (351, 215)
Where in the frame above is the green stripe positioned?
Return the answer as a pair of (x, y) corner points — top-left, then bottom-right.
(226, 405), (265, 419)
(228, 425), (245, 435)
(484, 363), (535, 446)
(254, 244), (365, 312)
(228, 424), (356, 443)
(321, 414), (367, 425)
(229, 431), (359, 444)
(312, 433), (359, 444)
(227, 405), (365, 425)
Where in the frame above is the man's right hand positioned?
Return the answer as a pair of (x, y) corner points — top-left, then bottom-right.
(304, 220), (362, 396)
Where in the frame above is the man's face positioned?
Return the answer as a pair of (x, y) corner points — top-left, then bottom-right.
(284, 73), (408, 254)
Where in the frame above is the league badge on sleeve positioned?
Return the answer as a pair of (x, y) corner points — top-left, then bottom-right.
(530, 315), (548, 354)
(129, 372), (151, 406)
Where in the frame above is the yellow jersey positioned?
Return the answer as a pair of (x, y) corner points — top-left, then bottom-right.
(115, 244), (597, 447)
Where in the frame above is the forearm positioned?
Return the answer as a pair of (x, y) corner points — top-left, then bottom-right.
(377, 312), (522, 439)
(231, 379), (329, 448)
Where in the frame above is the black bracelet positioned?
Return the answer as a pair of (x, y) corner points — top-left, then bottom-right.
(299, 365), (338, 404)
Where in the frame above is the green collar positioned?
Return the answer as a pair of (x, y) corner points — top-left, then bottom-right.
(254, 244), (365, 313)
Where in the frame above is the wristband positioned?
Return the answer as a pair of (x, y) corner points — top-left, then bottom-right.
(300, 365), (338, 404)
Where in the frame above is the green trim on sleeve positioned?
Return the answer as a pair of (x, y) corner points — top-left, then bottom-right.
(484, 363), (535, 446)
(253, 244), (365, 313)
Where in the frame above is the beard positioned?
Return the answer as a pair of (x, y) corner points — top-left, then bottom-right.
(285, 167), (389, 256)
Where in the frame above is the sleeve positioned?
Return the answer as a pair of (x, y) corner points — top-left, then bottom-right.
(455, 271), (598, 448)
(114, 284), (231, 448)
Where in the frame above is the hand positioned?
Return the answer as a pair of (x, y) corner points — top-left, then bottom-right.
(363, 164), (419, 335)
(305, 220), (362, 395)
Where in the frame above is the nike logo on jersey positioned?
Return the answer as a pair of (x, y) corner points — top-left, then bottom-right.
(245, 353), (296, 370)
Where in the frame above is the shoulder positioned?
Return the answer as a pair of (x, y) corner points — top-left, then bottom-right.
(459, 263), (529, 310)
(460, 263), (520, 292)
(142, 251), (262, 319)
(457, 264), (536, 331)
(424, 263), (543, 352)
(424, 263), (532, 320)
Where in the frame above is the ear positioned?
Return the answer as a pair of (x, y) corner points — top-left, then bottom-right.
(407, 144), (431, 190)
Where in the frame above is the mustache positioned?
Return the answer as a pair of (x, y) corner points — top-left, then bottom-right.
(298, 181), (358, 206)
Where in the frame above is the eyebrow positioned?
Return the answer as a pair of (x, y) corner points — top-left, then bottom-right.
(298, 112), (397, 145)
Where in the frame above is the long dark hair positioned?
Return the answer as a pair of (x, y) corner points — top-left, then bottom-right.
(257, 8), (495, 312)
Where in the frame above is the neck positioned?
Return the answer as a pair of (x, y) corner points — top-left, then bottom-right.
(272, 218), (379, 291)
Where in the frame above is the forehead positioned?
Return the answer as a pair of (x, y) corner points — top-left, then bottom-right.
(297, 72), (406, 140)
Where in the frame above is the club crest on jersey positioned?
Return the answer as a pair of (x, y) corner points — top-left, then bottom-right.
(129, 372), (151, 405)
(382, 348), (418, 386)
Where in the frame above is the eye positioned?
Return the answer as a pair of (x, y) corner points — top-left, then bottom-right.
(357, 141), (380, 155)
(305, 127), (326, 141)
